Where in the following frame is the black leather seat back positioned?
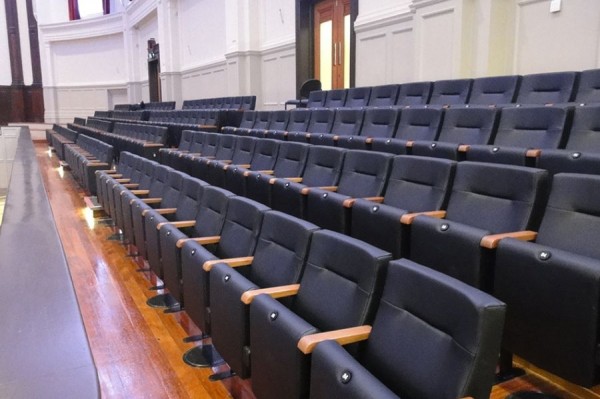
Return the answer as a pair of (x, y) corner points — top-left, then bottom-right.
(393, 107), (443, 141)
(445, 162), (549, 232)
(429, 79), (473, 105)
(368, 84), (400, 107)
(360, 107), (400, 139)
(516, 71), (578, 104)
(396, 81), (432, 106)
(469, 75), (521, 105)
(294, 230), (391, 332)
(336, 150), (393, 197)
(301, 146), (347, 186)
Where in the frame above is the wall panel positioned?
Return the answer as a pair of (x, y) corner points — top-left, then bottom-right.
(514, 0), (600, 74)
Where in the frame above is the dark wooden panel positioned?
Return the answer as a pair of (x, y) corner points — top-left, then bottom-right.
(24, 84), (44, 122)
(0, 86), (11, 125)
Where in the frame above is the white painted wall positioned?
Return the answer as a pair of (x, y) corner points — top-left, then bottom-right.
(34, 0), (600, 123)
(0, 0), (11, 85)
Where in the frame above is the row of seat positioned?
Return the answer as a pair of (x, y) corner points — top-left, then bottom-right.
(182, 95), (256, 111)
(96, 149), (600, 391)
(46, 124), (79, 160)
(297, 69), (600, 109)
(219, 104), (600, 175)
(115, 101), (176, 111)
(91, 109), (234, 147)
(63, 134), (114, 195)
(93, 152), (505, 399)
(160, 137), (547, 287)
(71, 121), (168, 160)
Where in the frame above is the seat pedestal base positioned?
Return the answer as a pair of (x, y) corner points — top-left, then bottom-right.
(183, 345), (224, 368)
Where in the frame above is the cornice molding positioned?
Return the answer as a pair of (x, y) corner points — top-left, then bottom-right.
(39, 13), (124, 42)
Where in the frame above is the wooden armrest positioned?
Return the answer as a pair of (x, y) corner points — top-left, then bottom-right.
(142, 208), (176, 216)
(244, 170), (274, 177)
(241, 284), (300, 305)
(406, 140), (414, 148)
(105, 170), (119, 175)
(122, 183), (138, 188)
(176, 235), (221, 248)
(143, 143), (164, 148)
(297, 325), (372, 355)
(203, 256), (254, 272)
(458, 145), (470, 152)
(129, 189), (149, 195)
(480, 230), (537, 249)
(301, 186), (338, 195)
(526, 149), (541, 158)
(157, 220), (196, 231)
(365, 137), (373, 144)
(87, 162), (109, 167)
(142, 197), (162, 204)
(343, 196), (384, 208)
(285, 177), (303, 183)
(236, 164), (251, 169)
(115, 178), (131, 183)
(400, 210), (447, 225)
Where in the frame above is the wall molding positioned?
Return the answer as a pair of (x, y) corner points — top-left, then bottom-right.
(39, 13), (124, 42)
(354, 6), (414, 34)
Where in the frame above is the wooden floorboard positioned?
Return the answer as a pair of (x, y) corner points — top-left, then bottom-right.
(34, 142), (599, 399)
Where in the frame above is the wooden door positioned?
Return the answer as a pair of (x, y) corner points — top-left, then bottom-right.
(314, 0), (350, 90)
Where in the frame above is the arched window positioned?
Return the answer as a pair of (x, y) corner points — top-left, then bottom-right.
(68, 0), (110, 20)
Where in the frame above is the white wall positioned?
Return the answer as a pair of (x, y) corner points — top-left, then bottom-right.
(0, 0), (11, 85)
(35, 0), (600, 123)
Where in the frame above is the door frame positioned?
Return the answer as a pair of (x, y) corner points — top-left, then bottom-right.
(295, 0), (357, 97)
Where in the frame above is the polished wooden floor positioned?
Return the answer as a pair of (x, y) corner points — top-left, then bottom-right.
(35, 142), (600, 399)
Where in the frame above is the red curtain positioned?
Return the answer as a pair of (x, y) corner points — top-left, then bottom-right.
(103, 0), (110, 15)
(68, 0), (80, 20)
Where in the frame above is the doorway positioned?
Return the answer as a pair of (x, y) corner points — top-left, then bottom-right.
(294, 0), (357, 96)
(314, 0), (350, 90)
(147, 39), (161, 102)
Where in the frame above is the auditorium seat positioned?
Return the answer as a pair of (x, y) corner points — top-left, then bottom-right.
(306, 90), (327, 108)
(494, 173), (600, 387)
(537, 104), (600, 175)
(411, 106), (498, 160)
(270, 146), (346, 218)
(178, 133), (221, 175)
(119, 163), (172, 256)
(143, 175), (207, 307)
(223, 139), (280, 195)
(428, 79), (473, 106)
(344, 87), (371, 108)
(180, 197), (269, 361)
(247, 230), (391, 399)
(466, 105), (572, 166)
(351, 156), (456, 258)
(110, 158), (158, 240)
(96, 152), (144, 219)
(368, 84), (400, 107)
(304, 150), (393, 233)
(167, 131), (210, 172)
(289, 108), (335, 143)
(158, 130), (195, 166)
(573, 68), (600, 104)
(158, 186), (235, 313)
(270, 108), (312, 141)
(308, 258), (505, 399)
(185, 134), (237, 180)
(337, 107), (400, 150)
(248, 111), (272, 137)
(201, 136), (257, 187)
(311, 108), (364, 147)
(516, 71), (578, 105)
(371, 107), (443, 154)
(209, 211), (320, 379)
(322, 89), (348, 108)
(405, 161), (549, 291)
(468, 75), (521, 105)
(244, 141), (310, 205)
(222, 110), (256, 135)
(395, 81), (432, 106)
(131, 169), (187, 266)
